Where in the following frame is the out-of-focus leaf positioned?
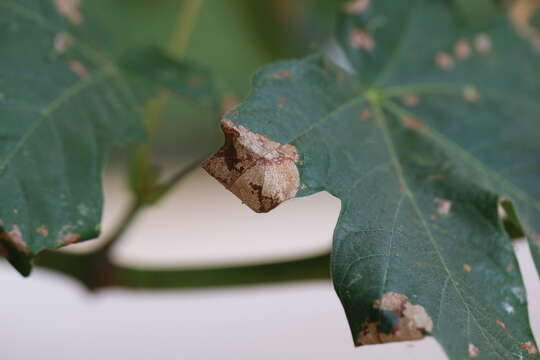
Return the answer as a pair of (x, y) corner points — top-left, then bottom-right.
(121, 47), (219, 112)
(207, 0), (540, 358)
(0, 1), (218, 275)
(0, 0), (143, 274)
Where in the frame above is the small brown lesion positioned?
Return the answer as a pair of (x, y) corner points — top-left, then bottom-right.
(0, 224), (30, 255)
(53, 0), (83, 26)
(349, 29), (375, 51)
(521, 341), (539, 354)
(63, 233), (81, 246)
(468, 343), (480, 358)
(356, 292), (433, 346)
(510, 0), (540, 52)
(403, 117), (425, 132)
(203, 118), (300, 213)
(37, 225), (49, 237)
(343, 0), (371, 14)
(271, 70), (293, 79)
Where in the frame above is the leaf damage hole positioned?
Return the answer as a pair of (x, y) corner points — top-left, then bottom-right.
(356, 292), (433, 346)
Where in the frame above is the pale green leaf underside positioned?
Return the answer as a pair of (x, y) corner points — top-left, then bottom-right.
(227, 0), (539, 358)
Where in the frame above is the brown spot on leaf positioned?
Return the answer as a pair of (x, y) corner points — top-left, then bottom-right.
(521, 341), (538, 354)
(474, 33), (492, 54)
(434, 198), (452, 216)
(272, 70), (293, 79)
(510, 0), (540, 52)
(403, 117), (425, 131)
(454, 38), (471, 60)
(0, 224), (29, 255)
(69, 60), (88, 78)
(54, 32), (73, 54)
(496, 319), (507, 330)
(463, 264), (472, 272)
(53, 0), (83, 25)
(37, 225), (48, 237)
(343, 0), (371, 14)
(203, 118), (300, 213)
(435, 52), (454, 71)
(278, 96), (287, 108)
(359, 109), (371, 120)
(349, 29), (375, 51)
(430, 215), (437, 221)
(469, 343), (480, 358)
(401, 94), (419, 107)
(463, 86), (480, 103)
(64, 233), (81, 245)
(357, 292), (433, 346)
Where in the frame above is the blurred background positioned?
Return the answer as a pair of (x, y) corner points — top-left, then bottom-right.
(1, 0), (539, 358)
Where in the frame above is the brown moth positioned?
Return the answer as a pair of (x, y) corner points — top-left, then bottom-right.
(203, 118), (300, 213)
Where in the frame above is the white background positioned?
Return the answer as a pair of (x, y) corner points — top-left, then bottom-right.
(1, 169), (538, 359)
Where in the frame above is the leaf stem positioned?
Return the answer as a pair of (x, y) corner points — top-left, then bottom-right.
(168, 0), (205, 58)
(95, 200), (141, 255)
(34, 251), (330, 290)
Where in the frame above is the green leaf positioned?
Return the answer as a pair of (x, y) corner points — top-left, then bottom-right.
(0, 1), (221, 275)
(212, 0), (540, 358)
(121, 46), (219, 112)
(0, 0), (146, 274)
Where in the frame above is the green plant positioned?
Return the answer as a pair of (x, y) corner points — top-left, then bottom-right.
(1, 0), (539, 358)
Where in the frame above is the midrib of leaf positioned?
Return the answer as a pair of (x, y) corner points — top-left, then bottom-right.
(381, 97), (540, 214)
(283, 95), (366, 145)
(370, 2), (419, 88)
(0, 66), (116, 178)
(371, 99), (515, 359)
